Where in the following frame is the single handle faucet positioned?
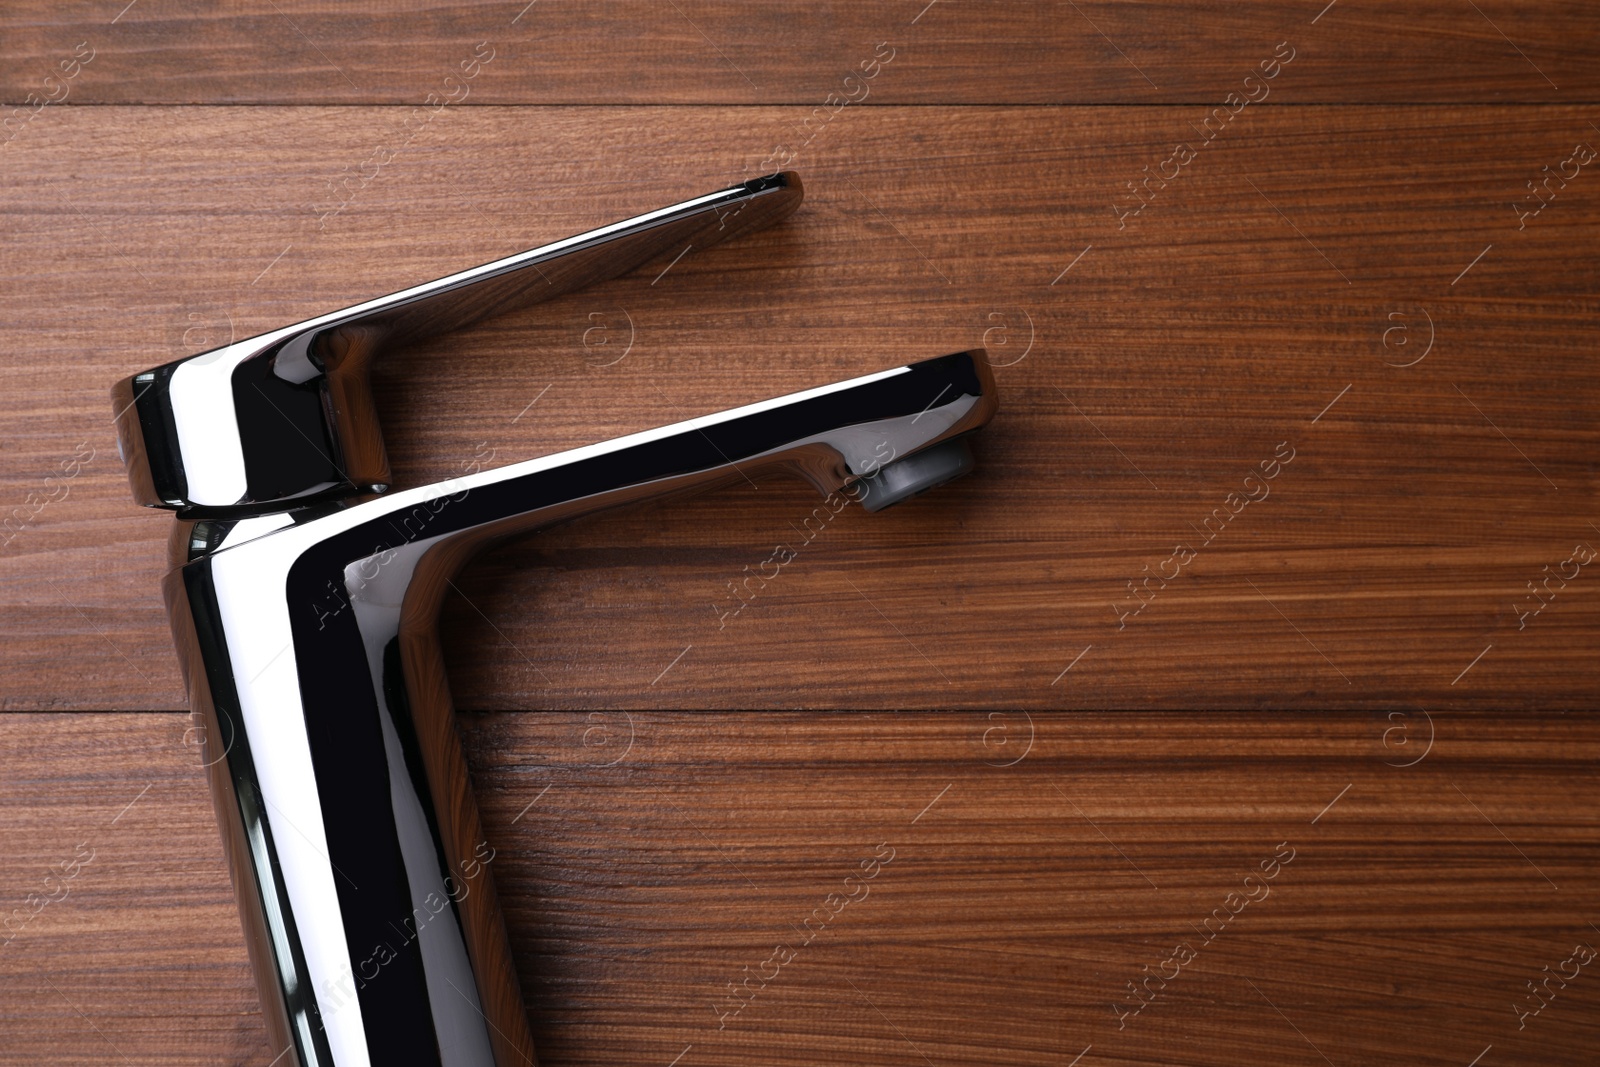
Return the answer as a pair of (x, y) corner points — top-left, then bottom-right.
(112, 172), (997, 1067)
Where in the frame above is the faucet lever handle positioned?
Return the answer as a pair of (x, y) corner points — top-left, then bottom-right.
(113, 173), (804, 518)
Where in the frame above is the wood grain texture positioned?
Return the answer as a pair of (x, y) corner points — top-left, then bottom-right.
(2, 712), (1598, 1066)
(2, 105), (1596, 709)
(1, 1), (1597, 104)
(3, 4), (1598, 1064)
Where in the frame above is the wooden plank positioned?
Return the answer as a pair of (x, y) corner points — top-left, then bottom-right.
(4, 3), (1595, 1064)
(2, 711), (1597, 1065)
(0, 2), (1596, 106)
(2, 104), (1596, 709)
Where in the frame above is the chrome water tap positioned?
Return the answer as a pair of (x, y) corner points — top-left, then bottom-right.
(112, 172), (997, 1067)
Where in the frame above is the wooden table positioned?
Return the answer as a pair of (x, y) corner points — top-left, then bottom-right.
(2, 3), (1596, 1064)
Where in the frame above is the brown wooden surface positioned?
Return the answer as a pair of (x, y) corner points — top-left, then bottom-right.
(3, 103), (1598, 709)
(2, 1), (1598, 1064)
(4, 712), (1600, 1067)
(2, 1), (1598, 104)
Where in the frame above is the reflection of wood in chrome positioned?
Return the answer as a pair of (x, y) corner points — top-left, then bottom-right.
(400, 546), (542, 1067)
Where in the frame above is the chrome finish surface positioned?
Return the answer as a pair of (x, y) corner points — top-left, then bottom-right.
(856, 436), (977, 512)
(115, 173), (998, 1067)
(115, 173), (804, 516)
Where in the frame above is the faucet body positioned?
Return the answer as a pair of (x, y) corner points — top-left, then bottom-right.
(114, 173), (996, 1066)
